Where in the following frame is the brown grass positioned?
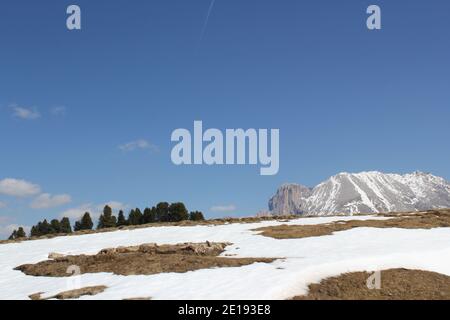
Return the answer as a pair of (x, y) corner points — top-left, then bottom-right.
(255, 209), (450, 239)
(15, 242), (275, 277)
(292, 269), (450, 300)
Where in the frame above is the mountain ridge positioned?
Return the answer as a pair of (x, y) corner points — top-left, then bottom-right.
(269, 171), (450, 215)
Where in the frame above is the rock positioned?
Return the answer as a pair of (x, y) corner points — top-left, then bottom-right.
(99, 248), (117, 255)
(138, 243), (158, 254)
(29, 292), (43, 300)
(182, 242), (228, 255)
(269, 184), (312, 215)
(48, 252), (66, 260)
(116, 246), (140, 254)
(53, 286), (107, 300)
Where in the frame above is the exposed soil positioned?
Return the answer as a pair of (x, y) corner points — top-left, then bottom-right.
(15, 242), (275, 277)
(292, 269), (450, 300)
(29, 286), (107, 300)
(255, 209), (450, 239)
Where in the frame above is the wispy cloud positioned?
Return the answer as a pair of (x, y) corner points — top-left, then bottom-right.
(200, 0), (216, 40)
(51, 106), (67, 116)
(0, 201), (6, 209)
(118, 139), (159, 152)
(0, 178), (41, 197)
(30, 193), (72, 209)
(11, 105), (41, 120)
(210, 204), (236, 213)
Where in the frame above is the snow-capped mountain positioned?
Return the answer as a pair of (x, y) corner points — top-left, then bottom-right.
(269, 171), (450, 215)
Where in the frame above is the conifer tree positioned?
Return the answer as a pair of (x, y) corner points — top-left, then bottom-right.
(142, 207), (157, 224)
(81, 212), (94, 230)
(168, 202), (189, 222)
(98, 205), (117, 229)
(30, 226), (39, 237)
(38, 220), (51, 235)
(189, 211), (205, 221)
(128, 208), (142, 225)
(156, 202), (170, 222)
(8, 230), (17, 240)
(117, 210), (127, 226)
(60, 217), (72, 233)
(16, 227), (26, 238)
(74, 212), (93, 231)
(50, 219), (61, 233)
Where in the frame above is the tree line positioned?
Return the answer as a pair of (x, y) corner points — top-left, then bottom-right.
(8, 202), (205, 240)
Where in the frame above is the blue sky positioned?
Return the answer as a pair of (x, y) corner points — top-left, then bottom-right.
(1, 0), (449, 237)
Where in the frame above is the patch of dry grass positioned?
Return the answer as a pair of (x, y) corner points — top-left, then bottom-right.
(292, 269), (450, 300)
(255, 209), (450, 239)
(15, 242), (275, 277)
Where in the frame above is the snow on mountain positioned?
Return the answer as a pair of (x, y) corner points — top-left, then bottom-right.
(269, 171), (450, 215)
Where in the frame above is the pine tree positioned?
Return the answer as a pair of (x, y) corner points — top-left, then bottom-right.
(142, 207), (157, 224)
(60, 217), (72, 233)
(156, 202), (170, 222)
(8, 230), (17, 240)
(98, 205), (117, 229)
(189, 211), (205, 221)
(117, 210), (127, 226)
(16, 227), (27, 238)
(38, 220), (51, 235)
(135, 208), (143, 224)
(128, 208), (142, 225)
(74, 221), (82, 232)
(168, 202), (189, 222)
(74, 212), (93, 231)
(81, 212), (94, 230)
(30, 226), (40, 237)
(50, 219), (61, 234)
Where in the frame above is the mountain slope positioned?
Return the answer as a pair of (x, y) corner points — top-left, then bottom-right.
(269, 171), (450, 215)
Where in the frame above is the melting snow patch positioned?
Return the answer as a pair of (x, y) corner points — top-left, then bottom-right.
(0, 215), (449, 300)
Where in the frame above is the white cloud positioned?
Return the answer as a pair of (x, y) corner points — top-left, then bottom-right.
(0, 178), (41, 197)
(118, 139), (159, 152)
(11, 106), (41, 120)
(51, 106), (67, 116)
(210, 205), (237, 213)
(59, 203), (94, 220)
(30, 193), (72, 209)
(97, 201), (128, 212)
(60, 201), (128, 220)
(0, 201), (6, 209)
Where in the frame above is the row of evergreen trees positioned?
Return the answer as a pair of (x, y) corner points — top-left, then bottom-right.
(8, 202), (205, 240)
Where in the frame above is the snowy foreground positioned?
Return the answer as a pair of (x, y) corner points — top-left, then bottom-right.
(1, 215), (450, 300)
